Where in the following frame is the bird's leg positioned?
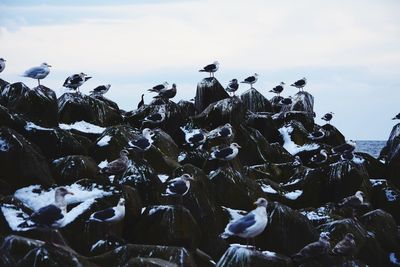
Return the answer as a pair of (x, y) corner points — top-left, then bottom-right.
(252, 238), (256, 250)
(38, 79), (41, 87)
(246, 238), (249, 248)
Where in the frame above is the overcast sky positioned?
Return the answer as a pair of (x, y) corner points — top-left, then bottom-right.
(1, 0), (399, 140)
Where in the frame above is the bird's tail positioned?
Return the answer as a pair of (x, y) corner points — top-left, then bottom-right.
(219, 232), (230, 239)
(85, 77), (92, 81)
(290, 84), (296, 87)
(392, 117), (396, 120)
(199, 69), (206, 72)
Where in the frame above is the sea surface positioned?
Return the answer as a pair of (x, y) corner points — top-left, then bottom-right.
(355, 140), (386, 158)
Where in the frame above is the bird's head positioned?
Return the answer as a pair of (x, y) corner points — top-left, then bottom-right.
(80, 72), (88, 77)
(117, 198), (125, 206)
(213, 61), (219, 66)
(355, 191), (364, 200)
(42, 62), (51, 68)
(254, 198), (268, 207)
(163, 82), (169, 87)
(280, 82), (285, 85)
(0, 58), (6, 62)
(254, 73), (259, 77)
(224, 123), (232, 128)
(106, 84), (111, 89)
(231, 143), (241, 149)
(142, 128), (155, 137)
(172, 83), (177, 89)
(120, 149), (130, 157)
(302, 77), (307, 81)
(55, 187), (74, 197)
(181, 173), (194, 181)
(230, 79), (238, 84)
(320, 232), (330, 241)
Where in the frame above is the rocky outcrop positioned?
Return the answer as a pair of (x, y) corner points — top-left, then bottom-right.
(381, 123), (400, 183)
(240, 88), (272, 112)
(194, 77), (229, 114)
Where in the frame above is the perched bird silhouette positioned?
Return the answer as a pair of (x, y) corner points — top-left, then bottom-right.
(137, 94), (145, 109)
(90, 84), (111, 96)
(0, 58), (6, 73)
(291, 77), (307, 91)
(199, 61), (219, 77)
(100, 149), (130, 176)
(241, 73), (258, 88)
(270, 82), (285, 96)
(321, 112), (334, 124)
(22, 63), (51, 86)
(63, 72), (92, 93)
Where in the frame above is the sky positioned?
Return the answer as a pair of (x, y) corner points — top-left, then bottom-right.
(0, 0), (399, 140)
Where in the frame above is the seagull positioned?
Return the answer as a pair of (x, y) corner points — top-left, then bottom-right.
(63, 72), (92, 93)
(128, 128), (154, 152)
(308, 129), (325, 140)
(331, 233), (356, 258)
(226, 79), (239, 96)
(163, 174), (194, 196)
(291, 77), (307, 91)
(143, 112), (166, 124)
(221, 198), (268, 248)
(0, 58), (6, 73)
(90, 84), (111, 96)
(280, 97), (292, 105)
(89, 198), (125, 223)
(292, 155), (303, 168)
(207, 123), (234, 140)
(241, 73), (258, 89)
(291, 233), (331, 263)
(310, 149), (329, 165)
(180, 127), (207, 147)
(321, 112), (334, 124)
(332, 141), (356, 154)
(337, 191), (365, 209)
(392, 113), (400, 120)
(21, 187), (74, 228)
(137, 94), (145, 109)
(269, 82), (285, 96)
(148, 82), (169, 93)
(199, 61), (219, 77)
(100, 149), (130, 176)
(210, 143), (241, 161)
(154, 83), (177, 99)
(340, 150), (354, 161)
(22, 63), (51, 86)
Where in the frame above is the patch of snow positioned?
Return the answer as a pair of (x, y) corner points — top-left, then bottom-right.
(1, 204), (31, 231)
(385, 189), (398, 202)
(284, 189), (303, 200)
(0, 138), (9, 152)
(60, 198), (96, 227)
(301, 207), (330, 221)
(278, 126), (319, 155)
(97, 135), (111, 147)
(147, 205), (173, 216)
(59, 121), (105, 134)
(261, 184), (278, 194)
(283, 178), (301, 186)
(178, 152), (186, 162)
(91, 240), (106, 251)
(141, 207), (146, 214)
(158, 174), (169, 183)
(370, 179), (387, 187)
(352, 155), (365, 165)
(98, 160), (108, 169)
(390, 252), (400, 265)
(262, 250), (277, 257)
(24, 122), (52, 131)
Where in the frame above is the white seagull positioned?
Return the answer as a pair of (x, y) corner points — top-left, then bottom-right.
(90, 84), (111, 96)
(163, 174), (194, 196)
(321, 112), (334, 124)
(199, 61), (219, 77)
(89, 198), (125, 223)
(100, 149), (130, 176)
(221, 198), (268, 247)
(63, 72), (92, 93)
(128, 128), (155, 152)
(241, 73), (258, 89)
(180, 126), (207, 147)
(210, 143), (241, 161)
(143, 112), (166, 124)
(0, 58), (6, 73)
(22, 62), (51, 86)
(291, 77), (307, 91)
(207, 123), (234, 140)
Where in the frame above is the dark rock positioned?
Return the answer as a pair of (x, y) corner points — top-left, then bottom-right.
(236, 125), (272, 165)
(0, 104), (27, 131)
(123, 257), (178, 267)
(382, 123), (400, 183)
(193, 96), (246, 128)
(209, 166), (266, 210)
(240, 88), (272, 112)
(90, 244), (197, 267)
(0, 83), (58, 127)
(0, 127), (54, 190)
(245, 113), (282, 144)
(194, 77), (229, 114)
(273, 111), (315, 132)
(0, 235), (92, 267)
(177, 100), (195, 118)
(132, 205), (201, 249)
(23, 123), (88, 159)
(356, 152), (385, 179)
(216, 245), (292, 267)
(58, 92), (123, 127)
(259, 202), (318, 254)
(360, 209), (399, 251)
(283, 91), (314, 115)
(321, 124), (346, 147)
(370, 179), (400, 223)
(270, 96), (284, 113)
(51, 155), (100, 185)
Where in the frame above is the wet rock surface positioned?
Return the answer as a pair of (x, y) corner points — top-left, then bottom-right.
(0, 77), (398, 266)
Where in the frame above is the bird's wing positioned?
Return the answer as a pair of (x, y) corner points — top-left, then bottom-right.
(23, 66), (45, 77)
(30, 205), (63, 226)
(166, 180), (188, 195)
(213, 147), (234, 158)
(130, 138), (150, 149)
(90, 207), (115, 221)
(299, 241), (327, 257)
(244, 76), (255, 83)
(227, 213), (256, 234)
(102, 160), (127, 174)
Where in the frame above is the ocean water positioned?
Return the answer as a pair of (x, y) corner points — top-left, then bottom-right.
(355, 140), (386, 158)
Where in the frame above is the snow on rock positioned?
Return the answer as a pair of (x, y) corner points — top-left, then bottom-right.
(284, 189), (303, 200)
(97, 135), (112, 147)
(157, 174), (169, 183)
(0, 138), (9, 151)
(147, 205), (174, 216)
(24, 121), (53, 131)
(222, 206), (247, 221)
(279, 125), (319, 155)
(59, 120), (105, 134)
(1, 204), (31, 231)
(260, 184), (278, 194)
(98, 160), (108, 169)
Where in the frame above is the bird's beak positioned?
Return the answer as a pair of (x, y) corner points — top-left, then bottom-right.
(48, 65), (52, 67)
(67, 191), (74, 195)
(253, 201), (258, 206)
(237, 145), (242, 148)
